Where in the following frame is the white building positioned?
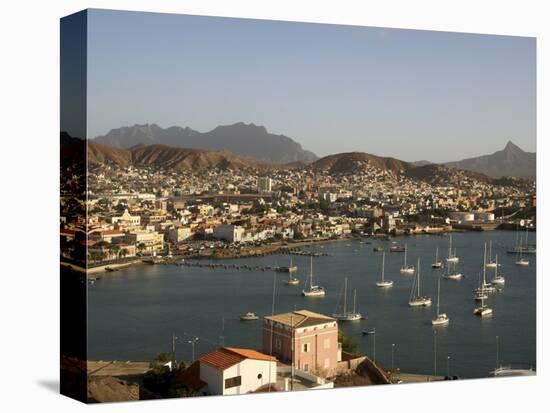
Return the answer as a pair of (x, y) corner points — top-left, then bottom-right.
(213, 224), (245, 243)
(199, 347), (277, 395)
(258, 176), (272, 193)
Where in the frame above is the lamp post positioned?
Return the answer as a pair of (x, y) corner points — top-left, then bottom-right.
(188, 337), (199, 362)
(391, 343), (396, 370)
(446, 355), (451, 378)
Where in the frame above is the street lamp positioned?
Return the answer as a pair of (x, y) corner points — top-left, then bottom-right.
(391, 343), (396, 370)
(446, 355), (451, 378)
(188, 337), (199, 362)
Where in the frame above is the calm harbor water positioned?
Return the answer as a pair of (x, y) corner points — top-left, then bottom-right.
(88, 231), (536, 379)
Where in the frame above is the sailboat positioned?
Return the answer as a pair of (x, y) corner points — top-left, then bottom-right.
(302, 256), (326, 297)
(473, 278), (493, 317)
(446, 235), (459, 263)
(408, 258), (432, 307)
(515, 232), (529, 266)
(333, 278), (362, 321)
(442, 260), (462, 280)
(432, 277), (449, 326)
(486, 240), (497, 268)
(376, 252), (394, 288)
(431, 247), (443, 269)
(491, 255), (505, 285)
(474, 243), (496, 298)
(400, 244), (415, 274)
(283, 258), (300, 285)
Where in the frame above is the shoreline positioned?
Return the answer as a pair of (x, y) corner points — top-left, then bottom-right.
(68, 228), (532, 276)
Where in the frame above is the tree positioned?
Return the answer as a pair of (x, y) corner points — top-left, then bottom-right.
(338, 330), (359, 355)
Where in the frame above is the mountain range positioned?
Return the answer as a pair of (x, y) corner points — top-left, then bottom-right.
(94, 123), (317, 164)
(443, 141), (535, 179)
(87, 141), (266, 171)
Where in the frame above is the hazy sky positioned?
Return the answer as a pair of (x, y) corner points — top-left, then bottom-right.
(86, 9), (535, 162)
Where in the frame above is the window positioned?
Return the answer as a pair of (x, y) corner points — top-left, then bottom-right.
(257, 373), (263, 379)
(225, 376), (242, 389)
(302, 343), (310, 353)
(324, 338), (331, 349)
(275, 337), (282, 350)
(304, 363), (309, 372)
(324, 358), (330, 368)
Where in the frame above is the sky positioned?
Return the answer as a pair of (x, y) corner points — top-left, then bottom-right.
(82, 9), (536, 162)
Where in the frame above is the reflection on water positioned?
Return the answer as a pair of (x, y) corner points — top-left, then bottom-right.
(88, 231), (536, 379)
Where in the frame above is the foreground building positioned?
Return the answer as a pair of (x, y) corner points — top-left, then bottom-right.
(196, 347), (277, 395)
(262, 310), (341, 377)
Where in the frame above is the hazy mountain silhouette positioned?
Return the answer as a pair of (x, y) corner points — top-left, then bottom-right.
(94, 122), (317, 164)
(444, 141), (535, 178)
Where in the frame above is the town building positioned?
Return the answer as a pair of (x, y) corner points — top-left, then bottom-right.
(257, 176), (272, 193)
(197, 347), (277, 395)
(262, 310), (341, 377)
(213, 224), (245, 243)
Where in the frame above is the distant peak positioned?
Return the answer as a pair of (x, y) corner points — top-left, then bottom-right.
(504, 140), (522, 152)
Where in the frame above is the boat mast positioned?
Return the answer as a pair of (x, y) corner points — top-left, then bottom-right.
(310, 256), (313, 289)
(483, 243), (487, 285)
(417, 258), (421, 297)
(343, 277), (348, 315)
(449, 235), (453, 258)
(353, 289), (357, 314)
(382, 252), (386, 282)
(435, 247), (439, 263)
(436, 277), (441, 316)
(489, 240), (492, 263)
(404, 244), (407, 267)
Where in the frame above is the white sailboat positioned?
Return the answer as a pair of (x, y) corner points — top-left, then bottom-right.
(284, 258), (300, 285)
(473, 280), (493, 317)
(515, 233), (529, 266)
(376, 252), (394, 288)
(408, 258), (432, 307)
(491, 255), (505, 285)
(431, 247), (443, 269)
(333, 278), (362, 321)
(446, 234), (459, 263)
(400, 244), (415, 274)
(302, 256), (325, 297)
(432, 277), (449, 326)
(486, 240), (497, 268)
(475, 244), (495, 300)
(442, 259), (462, 280)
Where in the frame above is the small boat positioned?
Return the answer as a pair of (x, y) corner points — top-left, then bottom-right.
(431, 247), (443, 269)
(515, 257), (529, 266)
(473, 291), (493, 317)
(276, 257), (298, 273)
(333, 278), (362, 321)
(284, 269), (300, 286)
(408, 258), (432, 307)
(400, 244), (415, 274)
(373, 246), (384, 252)
(390, 245), (406, 252)
(491, 366), (535, 377)
(376, 252), (393, 288)
(473, 268), (493, 317)
(432, 277), (449, 326)
(240, 312), (259, 321)
(105, 267), (118, 272)
(491, 255), (505, 285)
(302, 256), (326, 297)
(442, 260), (462, 280)
(362, 328), (376, 336)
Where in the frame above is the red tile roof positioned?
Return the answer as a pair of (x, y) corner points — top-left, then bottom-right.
(176, 361), (207, 392)
(199, 347), (276, 371)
